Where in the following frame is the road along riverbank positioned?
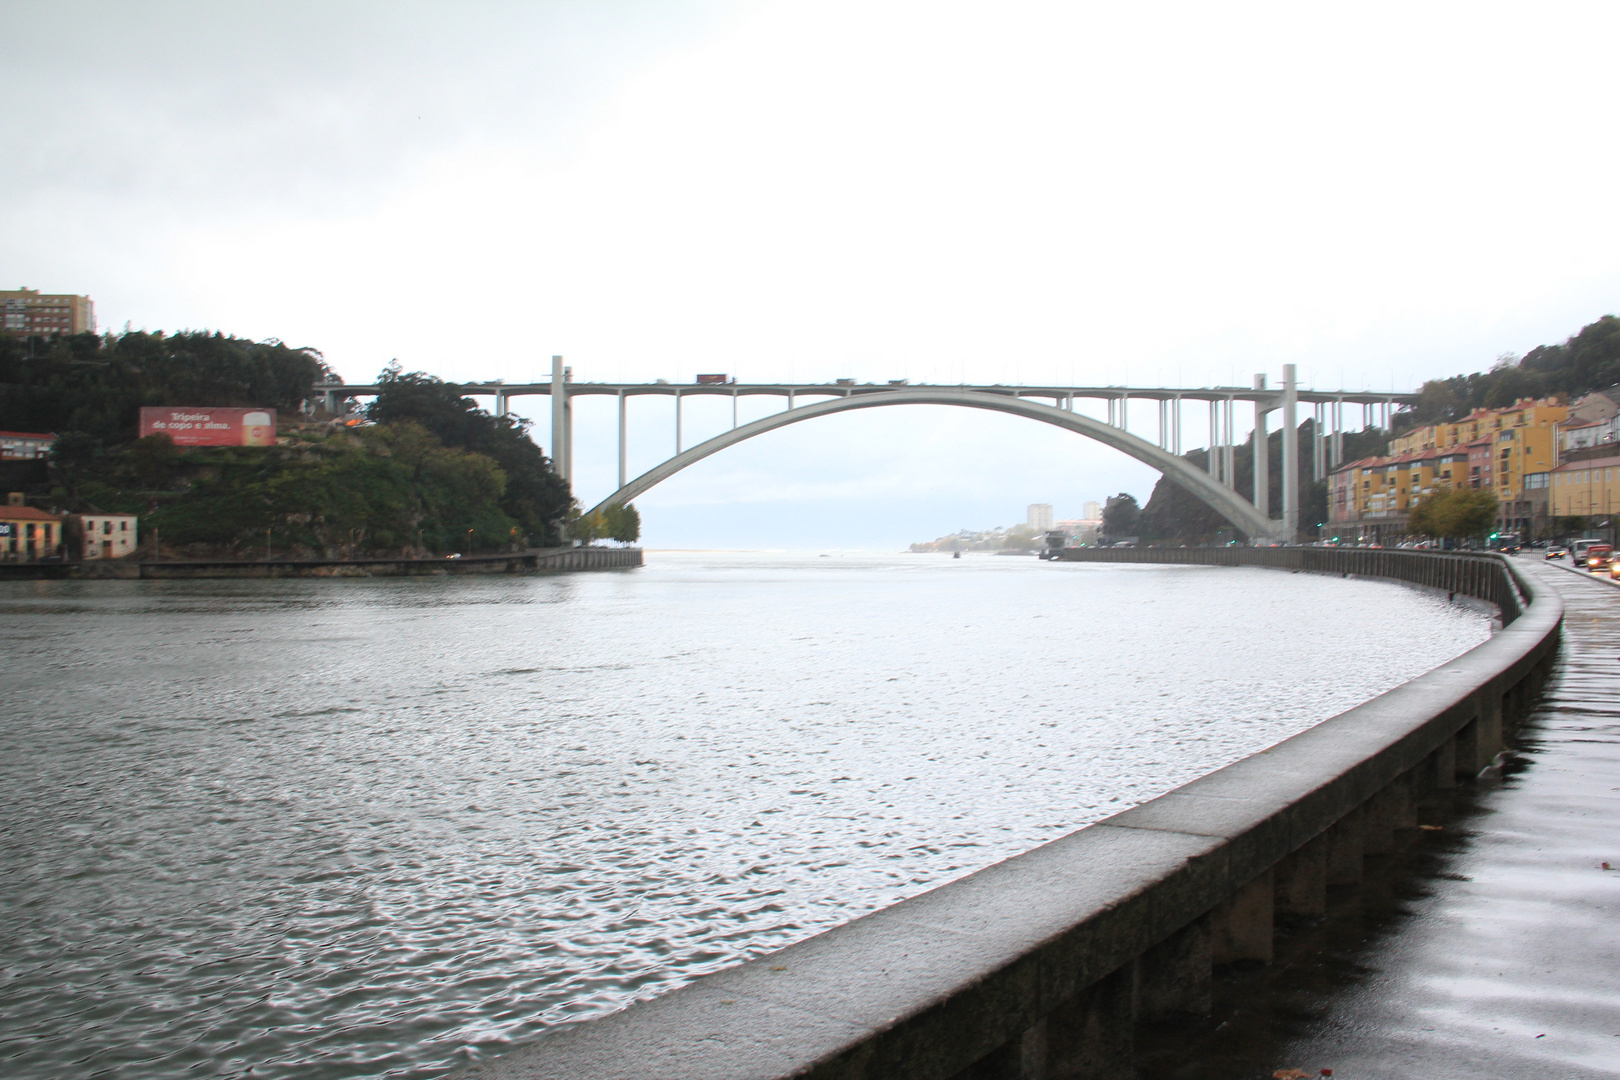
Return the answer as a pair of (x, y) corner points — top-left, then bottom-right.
(451, 548), (1558, 1080)
(0, 545), (641, 580)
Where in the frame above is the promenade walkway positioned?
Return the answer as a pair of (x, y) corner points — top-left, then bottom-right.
(1143, 558), (1620, 1079)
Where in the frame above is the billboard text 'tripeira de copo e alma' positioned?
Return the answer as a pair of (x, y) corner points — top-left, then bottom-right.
(139, 407), (276, 447)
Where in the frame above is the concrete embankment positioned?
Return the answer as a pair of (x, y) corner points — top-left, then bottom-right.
(451, 548), (1559, 1080)
(0, 546), (641, 580)
(1135, 557), (1619, 1080)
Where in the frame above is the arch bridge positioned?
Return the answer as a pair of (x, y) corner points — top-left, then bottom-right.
(316, 361), (1415, 542)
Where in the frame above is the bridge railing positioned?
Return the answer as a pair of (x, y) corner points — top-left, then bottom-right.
(454, 549), (1559, 1080)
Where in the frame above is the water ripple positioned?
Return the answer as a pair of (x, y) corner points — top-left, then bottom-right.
(0, 553), (1488, 1079)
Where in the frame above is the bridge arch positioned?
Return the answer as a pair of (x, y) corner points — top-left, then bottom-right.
(586, 388), (1277, 539)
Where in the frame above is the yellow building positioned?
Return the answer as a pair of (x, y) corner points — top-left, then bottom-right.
(0, 504), (64, 561)
(1549, 455), (1620, 520)
(1387, 399), (1563, 503)
(1391, 399), (1566, 452)
(1331, 448), (1467, 525)
(1, 288), (96, 335)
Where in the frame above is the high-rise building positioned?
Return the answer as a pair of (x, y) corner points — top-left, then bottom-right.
(1, 288), (96, 335)
(1082, 500), (1102, 521)
(1027, 503), (1054, 530)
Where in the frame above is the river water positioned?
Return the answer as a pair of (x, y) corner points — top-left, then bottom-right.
(0, 552), (1490, 1080)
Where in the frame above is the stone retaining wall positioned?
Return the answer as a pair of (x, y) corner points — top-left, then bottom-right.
(128, 545), (642, 579)
(0, 548), (643, 581)
(454, 549), (1559, 1080)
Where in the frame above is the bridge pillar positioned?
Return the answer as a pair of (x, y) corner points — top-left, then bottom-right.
(618, 391), (627, 490)
(1224, 396), (1236, 489)
(1331, 398), (1345, 467)
(551, 355), (572, 483)
(1207, 399), (1220, 481)
(1312, 402), (1326, 482)
(1282, 364), (1299, 540)
(1253, 375), (1269, 521)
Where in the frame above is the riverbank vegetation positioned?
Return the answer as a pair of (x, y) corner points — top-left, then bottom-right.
(1, 331), (605, 557)
(1396, 315), (1620, 429)
(0, 329), (330, 443)
(1407, 487), (1499, 543)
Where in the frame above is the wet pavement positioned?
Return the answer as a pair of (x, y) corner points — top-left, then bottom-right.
(1138, 557), (1620, 1080)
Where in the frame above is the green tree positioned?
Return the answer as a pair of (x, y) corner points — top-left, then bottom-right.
(49, 431), (102, 499)
(1101, 493), (1141, 539)
(0, 329), (332, 445)
(128, 433), (184, 488)
(1408, 487), (1499, 543)
(602, 502), (641, 544)
(567, 506), (606, 544)
(367, 370), (573, 543)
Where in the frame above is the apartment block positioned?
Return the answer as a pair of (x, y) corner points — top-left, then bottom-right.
(1388, 398), (1568, 457)
(1331, 399), (1564, 540)
(0, 431), (56, 460)
(1547, 456), (1620, 515)
(1, 288), (96, 335)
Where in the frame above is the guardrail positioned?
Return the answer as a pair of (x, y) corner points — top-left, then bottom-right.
(454, 549), (1559, 1080)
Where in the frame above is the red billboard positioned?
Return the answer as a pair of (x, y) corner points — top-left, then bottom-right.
(139, 407), (277, 447)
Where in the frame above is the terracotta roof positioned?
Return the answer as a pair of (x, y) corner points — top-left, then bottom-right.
(0, 431), (56, 441)
(0, 506), (63, 521)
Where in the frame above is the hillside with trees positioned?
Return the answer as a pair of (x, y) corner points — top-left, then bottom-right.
(1135, 420), (1390, 543)
(1395, 315), (1620, 429)
(0, 329), (331, 443)
(1, 331), (587, 557)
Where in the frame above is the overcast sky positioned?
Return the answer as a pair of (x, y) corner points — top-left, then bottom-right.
(6, 1), (1620, 547)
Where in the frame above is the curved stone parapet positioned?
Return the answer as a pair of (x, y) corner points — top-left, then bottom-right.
(452, 549), (1559, 1080)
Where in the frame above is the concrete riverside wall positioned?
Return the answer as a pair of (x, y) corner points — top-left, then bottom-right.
(56, 546), (642, 580)
(1055, 545), (1523, 621)
(452, 549), (1560, 1080)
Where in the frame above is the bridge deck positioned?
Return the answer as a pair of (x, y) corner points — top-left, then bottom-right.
(314, 380), (1415, 406)
(1141, 555), (1620, 1079)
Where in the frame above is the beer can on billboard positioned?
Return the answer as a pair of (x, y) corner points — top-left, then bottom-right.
(139, 407), (278, 447)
